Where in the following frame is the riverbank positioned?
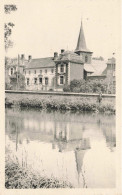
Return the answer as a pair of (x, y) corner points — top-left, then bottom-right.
(5, 95), (115, 113)
(5, 152), (73, 189)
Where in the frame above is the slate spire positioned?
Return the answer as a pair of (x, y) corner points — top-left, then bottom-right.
(75, 20), (89, 52)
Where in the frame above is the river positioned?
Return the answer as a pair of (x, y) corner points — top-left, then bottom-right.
(5, 107), (116, 188)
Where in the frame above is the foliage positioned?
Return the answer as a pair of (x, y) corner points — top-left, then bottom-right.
(5, 96), (115, 114)
(4, 5), (17, 14)
(9, 72), (25, 90)
(63, 85), (70, 92)
(5, 154), (73, 189)
(4, 5), (17, 50)
(63, 79), (109, 94)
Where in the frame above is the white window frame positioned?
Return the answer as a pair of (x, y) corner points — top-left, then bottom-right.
(11, 68), (14, 75)
(60, 64), (64, 73)
(39, 77), (42, 84)
(60, 75), (64, 85)
(51, 69), (54, 73)
(27, 78), (29, 85)
(34, 78), (37, 84)
(45, 77), (48, 85)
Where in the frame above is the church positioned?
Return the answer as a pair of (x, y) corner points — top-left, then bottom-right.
(6, 20), (116, 93)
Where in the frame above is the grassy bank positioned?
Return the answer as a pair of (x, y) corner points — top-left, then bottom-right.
(5, 153), (73, 189)
(5, 96), (115, 113)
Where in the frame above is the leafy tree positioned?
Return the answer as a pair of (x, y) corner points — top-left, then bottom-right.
(10, 72), (25, 90)
(63, 79), (109, 94)
(4, 5), (17, 51)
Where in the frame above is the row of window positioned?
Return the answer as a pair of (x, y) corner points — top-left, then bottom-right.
(25, 69), (54, 75)
(27, 77), (48, 85)
(108, 64), (115, 69)
(26, 76), (64, 86)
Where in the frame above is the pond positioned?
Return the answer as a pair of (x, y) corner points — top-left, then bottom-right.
(5, 107), (116, 188)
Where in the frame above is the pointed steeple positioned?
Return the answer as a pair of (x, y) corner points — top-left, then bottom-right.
(75, 20), (90, 53)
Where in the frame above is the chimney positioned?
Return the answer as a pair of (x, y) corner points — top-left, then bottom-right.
(61, 49), (65, 54)
(21, 54), (25, 60)
(54, 52), (58, 60)
(28, 55), (32, 62)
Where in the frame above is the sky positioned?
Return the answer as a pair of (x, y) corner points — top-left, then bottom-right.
(4, 0), (120, 60)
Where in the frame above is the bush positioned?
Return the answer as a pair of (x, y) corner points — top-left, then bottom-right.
(63, 85), (70, 92)
(69, 79), (109, 94)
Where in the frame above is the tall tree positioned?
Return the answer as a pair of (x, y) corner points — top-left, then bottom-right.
(4, 5), (17, 51)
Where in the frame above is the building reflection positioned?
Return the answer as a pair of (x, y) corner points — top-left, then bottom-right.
(5, 108), (116, 187)
(96, 115), (116, 152)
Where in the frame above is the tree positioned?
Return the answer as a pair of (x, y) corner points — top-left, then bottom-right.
(4, 5), (17, 51)
(10, 72), (25, 90)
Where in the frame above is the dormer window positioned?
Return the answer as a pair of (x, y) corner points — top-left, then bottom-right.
(60, 64), (64, 72)
(85, 55), (88, 63)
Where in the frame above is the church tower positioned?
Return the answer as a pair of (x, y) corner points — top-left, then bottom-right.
(75, 20), (93, 64)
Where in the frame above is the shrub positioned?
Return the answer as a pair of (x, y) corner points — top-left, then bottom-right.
(63, 85), (70, 92)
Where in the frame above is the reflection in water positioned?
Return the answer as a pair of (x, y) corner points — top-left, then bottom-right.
(5, 107), (116, 188)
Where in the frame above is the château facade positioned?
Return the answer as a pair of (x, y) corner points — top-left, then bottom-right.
(5, 20), (116, 93)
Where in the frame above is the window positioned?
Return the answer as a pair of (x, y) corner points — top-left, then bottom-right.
(39, 77), (42, 84)
(34, 78), (37, 84)
(40, 70), (42, 74)
(51, 69), (54, 73)
(113, 71), (115, 76)
(45, 77), (48, 85)
(11, 68), (14, 75)
(29, 71), (31, 74)
(85, 55), (88, 63)
(60, 64), (64, 72)
(27, 78), (29, 85)
(34, 70), (36, 74)
(45, 69), (47, 74)
(60, 76), (64, 84)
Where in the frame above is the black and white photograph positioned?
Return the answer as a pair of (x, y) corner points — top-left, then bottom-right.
(1, 0), (121, 194)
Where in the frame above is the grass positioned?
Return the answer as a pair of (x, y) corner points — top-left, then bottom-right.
(5, 153), (73, 189)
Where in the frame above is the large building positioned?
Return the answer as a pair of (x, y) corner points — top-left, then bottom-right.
(5, 20), (116, 93)
(23, 20), (94, 91)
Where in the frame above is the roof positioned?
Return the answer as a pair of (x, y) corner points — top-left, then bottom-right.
(55, 50), (83, 64)
(107, 57), (116, 64)
(84, 63), (95, 72)
(25, 57), (55, 69)
(88, 59), (107, 76)
(75, 20), (91, 53)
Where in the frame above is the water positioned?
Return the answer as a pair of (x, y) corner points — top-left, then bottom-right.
(5, 107), (116, 188)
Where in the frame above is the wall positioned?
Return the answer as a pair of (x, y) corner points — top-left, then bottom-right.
(25, 67), (55, 91)
(55, 63), (68, 90)
(5, 90), (115, 105)
(70, 62), (84, 81)
(87, 75), (106, 82)
(78, 52), (92, 64)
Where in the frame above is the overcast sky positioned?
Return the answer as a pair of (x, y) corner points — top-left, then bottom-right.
(5, 0), (120, 60)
